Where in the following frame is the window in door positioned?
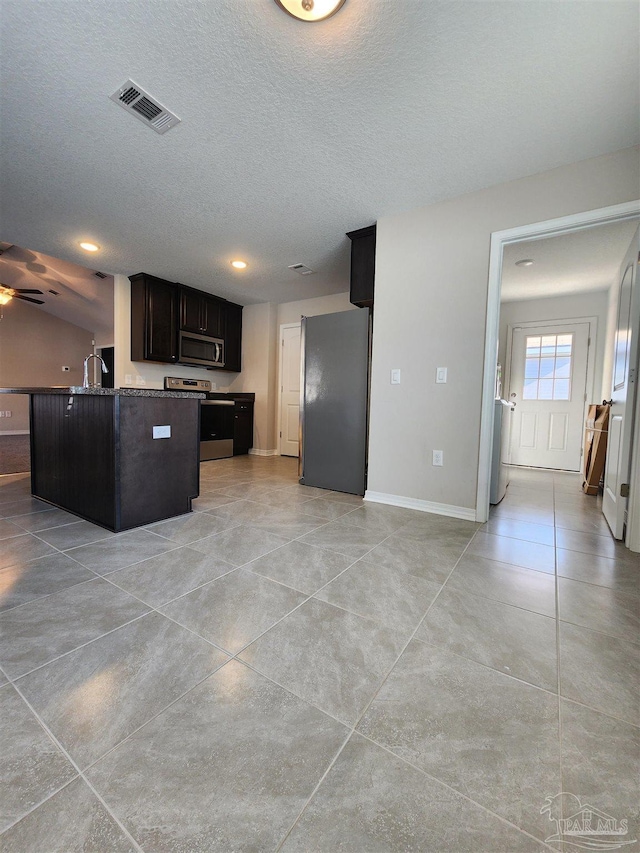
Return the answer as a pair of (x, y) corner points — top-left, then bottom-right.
(523, 333), (573, 401)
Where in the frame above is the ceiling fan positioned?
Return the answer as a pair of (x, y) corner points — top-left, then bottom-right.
(0, 283), (45, 305)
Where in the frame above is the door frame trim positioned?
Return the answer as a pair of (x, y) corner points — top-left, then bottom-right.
(277, 321), (302, 457)
(505, 316), (598, 471)
(476, 199), (640, 524)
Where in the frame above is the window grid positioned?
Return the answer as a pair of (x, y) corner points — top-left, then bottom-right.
(523, 333), (573, 401)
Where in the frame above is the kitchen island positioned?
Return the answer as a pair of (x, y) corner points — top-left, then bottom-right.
(0, 387), (204, 532)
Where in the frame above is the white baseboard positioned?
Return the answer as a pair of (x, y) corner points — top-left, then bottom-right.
(248, 448), (279, 457)
(364, 490), (477, 521)
(0, 430), (30, 436)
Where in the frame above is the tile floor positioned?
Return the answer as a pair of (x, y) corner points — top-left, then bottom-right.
(0, 458), (638, 852)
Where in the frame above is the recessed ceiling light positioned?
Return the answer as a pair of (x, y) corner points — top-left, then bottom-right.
(515, 259), (534, 267)
(231, 260), (247, 269)
(274, 0), (346, 22)
(80, 242), (100, 252)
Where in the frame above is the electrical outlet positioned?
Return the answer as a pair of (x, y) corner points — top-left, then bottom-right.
(5, 411), (11, 418)
(432, 450), (444, 467)
(124, 374), (133, 385)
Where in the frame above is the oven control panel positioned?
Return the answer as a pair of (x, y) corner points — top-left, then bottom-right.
(164, 376), (212, 393)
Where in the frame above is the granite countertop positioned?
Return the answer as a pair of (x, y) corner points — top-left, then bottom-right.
(0, 387), (206, 399)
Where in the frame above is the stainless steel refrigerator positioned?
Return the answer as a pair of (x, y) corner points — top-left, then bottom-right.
(299, 309), (370, 495)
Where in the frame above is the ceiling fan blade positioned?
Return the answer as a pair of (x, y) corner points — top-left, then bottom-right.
(15, 295), (45, 304)
(14, 288), (43, 294)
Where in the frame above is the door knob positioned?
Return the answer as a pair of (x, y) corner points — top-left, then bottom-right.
(510, 392), (517, 398)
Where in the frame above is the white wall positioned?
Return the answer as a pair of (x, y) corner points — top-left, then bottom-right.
(368, 146), (640, 512)
(499, 291), (610, 403)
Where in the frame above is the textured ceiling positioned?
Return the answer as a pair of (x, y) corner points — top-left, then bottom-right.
(1, 1), (638, 305)
(0, 245), (114, 337)
(501, 219), (639, 302)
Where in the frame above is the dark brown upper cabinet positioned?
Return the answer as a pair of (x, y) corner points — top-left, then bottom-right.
(130, 272), (179, 363)
(222, 302), (243, 373)
(346, 224), (376, 308)
(130, 273), (242, 372)
(180, 287), (223, 338)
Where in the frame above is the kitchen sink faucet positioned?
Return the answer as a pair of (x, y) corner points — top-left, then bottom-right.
(83, 354), (109, 389)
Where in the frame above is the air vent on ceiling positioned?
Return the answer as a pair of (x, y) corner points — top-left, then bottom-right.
(288, 263), (314, 276)
(94, 271), (108, 279)
(48, 289), (60, 296)
(109, 79), (181, 135)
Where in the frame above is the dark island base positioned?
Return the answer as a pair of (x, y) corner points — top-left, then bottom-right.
(30, 394), (200, 532)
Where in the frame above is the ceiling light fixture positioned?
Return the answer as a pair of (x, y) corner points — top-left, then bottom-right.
(274, 0), (346, 22)
(80, 242), (100, 252)
(515, 259), (534, 267)
(231, 260), (247, 269)
(0, 290), (12, 305)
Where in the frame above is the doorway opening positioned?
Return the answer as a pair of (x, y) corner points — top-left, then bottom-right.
(477, 201), (640, 547)
(277, 323), (301, 457)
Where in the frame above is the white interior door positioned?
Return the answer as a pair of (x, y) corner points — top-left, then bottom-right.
(509, 322), (590, 470)
(279, 324), (301, 457)
(603, 228), (640, 539)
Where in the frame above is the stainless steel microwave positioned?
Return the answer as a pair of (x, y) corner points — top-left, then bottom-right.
(178, 330), (225, 368)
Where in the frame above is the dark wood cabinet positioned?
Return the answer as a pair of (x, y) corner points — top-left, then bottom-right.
(130, 273), (179, 363)
(222, 302), (243, 372)
(233, 399), (254, 455)
(180, 288), (224, 338)
(30, 393), (200, 532)
(130, 273), (242, 371)
(346, 224), (376, 308)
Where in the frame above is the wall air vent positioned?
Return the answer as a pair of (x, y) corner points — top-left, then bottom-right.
(288, 263), (314, 276)
(109, 79), (181, 135)
(94, 271), (108, 279)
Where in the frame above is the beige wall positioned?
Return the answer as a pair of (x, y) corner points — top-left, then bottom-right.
(0, 299), (94, 432)
(499, 291), (610, 403)
(277, 291), (354, 327)
(368, 146), (640, 512)
(229, 302), (278, 452)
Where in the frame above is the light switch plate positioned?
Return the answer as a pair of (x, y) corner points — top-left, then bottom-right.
(391, 369), (401, 385)
(432, 450), (444, 466)
(436, 367), (447, 384)
(152, 425), (171, 439)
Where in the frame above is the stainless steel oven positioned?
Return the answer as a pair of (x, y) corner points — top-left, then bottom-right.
(200, 399), (234, 460)
(164, 377), (235, 461)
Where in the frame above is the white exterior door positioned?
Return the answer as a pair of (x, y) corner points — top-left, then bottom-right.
(509, 322), (590, 470)
(279, 324), (301, 457)
(603, 228), (640, 539)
